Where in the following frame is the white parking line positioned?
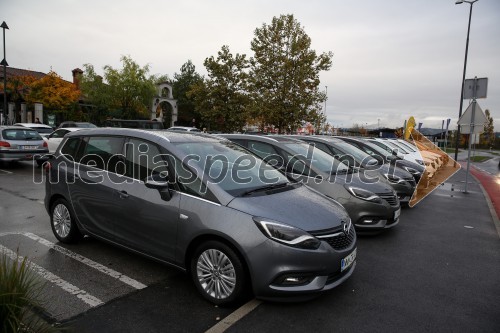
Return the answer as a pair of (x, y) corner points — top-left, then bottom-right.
(205, 299), (262, 333)
(0, 232), (147, 290)
(0, 244), (104, 307)
(0, 169), (13, 175)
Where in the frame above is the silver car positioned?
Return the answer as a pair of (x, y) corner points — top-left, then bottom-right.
(0, 125), (49, 166)
(44, 128), (357, 304)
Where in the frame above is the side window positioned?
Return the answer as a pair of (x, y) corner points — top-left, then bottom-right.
(124, 139), (169, 181)
(60, 137), (81, 158)
(80, 136), (125, 172)
(169, 156), (218, 203)
(49, 130), (67, 139)
(283, 154), (316, 177)
(310, 142), (332, 155)
(229, 139), (247, 148)
(247, 141), (284, 168)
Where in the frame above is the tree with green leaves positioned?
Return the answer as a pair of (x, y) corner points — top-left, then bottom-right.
(249, 14), (333, 133)
(190, 46), (249, 132)
(173, 60), (203, 126)
(103, 55), (157, 119)
(482, 109), (494, 147)
(79, 63), (111, 124)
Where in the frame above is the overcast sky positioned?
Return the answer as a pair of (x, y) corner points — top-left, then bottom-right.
(2, 0), (499, 130)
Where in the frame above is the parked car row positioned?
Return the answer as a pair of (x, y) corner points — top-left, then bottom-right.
(38, 127), (435, 306)
(43, 128), (357, 305)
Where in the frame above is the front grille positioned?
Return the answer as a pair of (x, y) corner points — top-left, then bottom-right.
(405, 178), (416, 187)
(377, 192), (398, 206)
(311, 225), (355, 251)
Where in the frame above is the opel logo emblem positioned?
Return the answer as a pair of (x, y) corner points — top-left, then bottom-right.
(342, 220), (350, 236)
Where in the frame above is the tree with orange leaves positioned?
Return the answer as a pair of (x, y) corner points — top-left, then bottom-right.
(25, 71), (80, 112)
(3, 75), (37, 122)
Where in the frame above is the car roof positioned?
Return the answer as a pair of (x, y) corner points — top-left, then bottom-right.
(13, 123), (52, 128)
(65, 128), (223, 144)
(285, 135), (345, 144)
(55, 127), (84, 132)
(220, 134), (302, 143)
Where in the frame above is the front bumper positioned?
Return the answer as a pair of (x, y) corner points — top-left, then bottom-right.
(248, 231), (357, 301)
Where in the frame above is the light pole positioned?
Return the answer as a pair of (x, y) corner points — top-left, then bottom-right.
(454, 0), (478, 161)
(1, 21), (8, 125)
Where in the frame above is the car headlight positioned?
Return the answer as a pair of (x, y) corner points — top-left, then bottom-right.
(253, 218), (321, 250)
(344, 185), (383, 204)
(403, 166), (421, 175)
(415, 159), (424, 165)
(383, 173), (406, 184)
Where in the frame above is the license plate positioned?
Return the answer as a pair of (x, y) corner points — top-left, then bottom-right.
(394, 208), (401, 220)
(341, 248), (357, 272)
(21, 145), (38, 150)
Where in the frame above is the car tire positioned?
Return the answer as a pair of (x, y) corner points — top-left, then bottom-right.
(50, 198), (82, 243)
(190, 241), (246, 305)
(36, 160), (44, 167)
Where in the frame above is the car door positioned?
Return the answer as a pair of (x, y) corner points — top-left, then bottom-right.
(66, 135), (126, 239)
(111, 138), (180, 262)
(47, 129), (69, 153)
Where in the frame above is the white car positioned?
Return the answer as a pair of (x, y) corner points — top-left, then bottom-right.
(13, 123), (53, 138)
(44, 128), (84, 153)
(167, 126), (201, 132)
(367, 138), (424, 166)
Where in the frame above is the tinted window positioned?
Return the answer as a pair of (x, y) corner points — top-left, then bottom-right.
(124, 139), (169, 181)
(50, 129), (69, 139)
(80, 136), (125, 171)
(60, 137), (81, 157)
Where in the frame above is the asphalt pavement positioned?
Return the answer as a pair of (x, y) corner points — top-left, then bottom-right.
(68, 168), (500, 333)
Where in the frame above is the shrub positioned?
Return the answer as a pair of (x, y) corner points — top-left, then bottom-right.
(0, 251), (58, 333)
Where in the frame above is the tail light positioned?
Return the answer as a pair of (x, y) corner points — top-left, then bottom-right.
(0, 141), (11, 147)
(43, 141), (48, 147)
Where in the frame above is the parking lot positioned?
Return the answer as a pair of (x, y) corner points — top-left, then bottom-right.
(1, 160), (499, 332)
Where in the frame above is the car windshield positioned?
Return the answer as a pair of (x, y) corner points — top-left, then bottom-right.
(76, 123), (97, 128)
(2, 129), (42, 140)
(332, 140), (378, 164)
(283, 143), (349, 174)
(394, 140), (418, 152)
(383, 140), (409, 154)
(173, 141), (289, 196)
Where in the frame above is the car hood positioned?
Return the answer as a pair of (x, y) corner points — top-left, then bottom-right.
(331, 172), (394, 194)
(227, 184), (350, 232)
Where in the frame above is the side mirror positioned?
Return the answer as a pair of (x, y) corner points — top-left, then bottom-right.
(144, 174), (172, 201)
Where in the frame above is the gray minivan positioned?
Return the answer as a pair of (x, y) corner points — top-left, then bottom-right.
(44, 128), (356, 304)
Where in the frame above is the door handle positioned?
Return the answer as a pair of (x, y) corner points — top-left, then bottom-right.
(118, 190), (129, 199)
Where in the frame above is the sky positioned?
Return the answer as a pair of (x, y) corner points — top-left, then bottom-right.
(2, 0), (499, 130)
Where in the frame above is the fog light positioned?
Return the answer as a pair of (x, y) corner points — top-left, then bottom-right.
(273, 274), (313, 286)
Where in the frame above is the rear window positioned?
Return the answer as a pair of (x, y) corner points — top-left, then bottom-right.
(2, 129), (42, 141)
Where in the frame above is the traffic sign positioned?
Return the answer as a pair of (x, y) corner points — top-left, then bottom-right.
(457, 102), (487, 134)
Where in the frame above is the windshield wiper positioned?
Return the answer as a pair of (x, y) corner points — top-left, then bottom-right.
(240, 182), (290, 197)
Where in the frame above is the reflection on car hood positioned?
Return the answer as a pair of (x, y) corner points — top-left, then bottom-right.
(227, 185), (349, 232)
(332, 173), (394, 194)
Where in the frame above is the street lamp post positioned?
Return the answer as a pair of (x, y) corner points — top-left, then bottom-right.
(454, 0), (478, 161)
(1, 21), (8, 125)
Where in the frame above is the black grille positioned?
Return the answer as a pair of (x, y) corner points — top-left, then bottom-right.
(311, 226), (355, 251)
(405, 178), (416, 187)
(377, 193), (398, 206)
